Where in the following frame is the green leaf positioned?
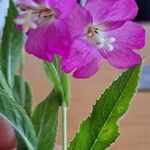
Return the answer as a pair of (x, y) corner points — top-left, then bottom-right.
(32, 89), (61, 150)
(0, 69), (13, 98)
(44, 58), (70, 106)
(13, 75), (32, 117)
(44, 61), (63, 94)
(0, 89), (37, 150)
(0, 0), (23, 88)
(68, 64), (141, 150)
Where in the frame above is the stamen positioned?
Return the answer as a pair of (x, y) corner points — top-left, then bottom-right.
(15, 5), (55, 33)
(88, 32), (93, 37)
(99, 37), (116, 51)
(15, 10), (37, 33)
(87, 26), (116, 52)
(108, 37), (116, 43)
(106, 44), (114, 51)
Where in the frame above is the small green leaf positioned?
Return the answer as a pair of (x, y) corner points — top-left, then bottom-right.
(44, 58), (70, 106)
(68, 64), (141, 150)
(0, 89), (37, 150)
(44, 61), (63, 93)
(13, 75), (32, 117)
(32, 89), (61, 150)
(0, 0), (23, 88)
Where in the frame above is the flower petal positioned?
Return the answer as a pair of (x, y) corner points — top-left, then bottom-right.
(61, 39), (101, 79)
(25, 27), (53, 62)
(25, 20), (70, 61)
(73, 55), (101, 79)
(85, 0), (138, 28)
(46, 20), (71, 56)
(45, 0), (76, 18)
(105, 21), (145, 49)
(100, 47), (142, 69)
(16, 0), (37, 6)
(67, 4), (92, 39)
(33, 0), (45, 5)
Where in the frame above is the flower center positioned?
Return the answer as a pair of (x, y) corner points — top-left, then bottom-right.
(87, 26), (116, 51)
(15, 5), (55, 33)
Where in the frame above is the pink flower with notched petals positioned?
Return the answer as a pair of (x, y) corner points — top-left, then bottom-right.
(61, 0), (145, 79)
(15, 0), (76, 61)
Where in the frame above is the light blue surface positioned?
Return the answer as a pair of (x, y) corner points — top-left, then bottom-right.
(139, 65), (150, 90)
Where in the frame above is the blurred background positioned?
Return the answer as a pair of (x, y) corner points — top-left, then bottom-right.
(23, 0), (150, 150)
(135, 0), (150, 21)
(0, 0), (150, 150)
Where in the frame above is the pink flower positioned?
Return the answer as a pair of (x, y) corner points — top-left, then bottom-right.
(15, 0), (76, 61)
(61, 0), (145, 79)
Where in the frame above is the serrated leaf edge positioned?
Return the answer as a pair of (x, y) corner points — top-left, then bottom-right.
(68, 64), (141, 149)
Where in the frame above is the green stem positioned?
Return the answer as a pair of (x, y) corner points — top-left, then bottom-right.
(62, 104), (68, 150)
(62, 75), (70, 150)
(20, 53), (26, 108)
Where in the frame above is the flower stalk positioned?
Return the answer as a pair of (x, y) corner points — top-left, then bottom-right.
(62, 74), (70, 150)
(62, 104), (68, 150)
